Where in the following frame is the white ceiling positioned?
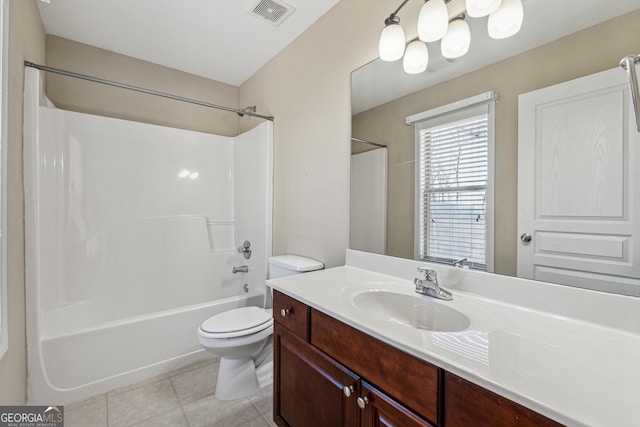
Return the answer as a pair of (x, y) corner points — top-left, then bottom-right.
(36, 0), (340, 87)
(34, 0), (640, 99)
(352, 0), (640, 114)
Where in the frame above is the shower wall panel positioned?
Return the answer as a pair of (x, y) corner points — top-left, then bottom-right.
(36, 103), (238, 325)
(23, 68), (273, 403)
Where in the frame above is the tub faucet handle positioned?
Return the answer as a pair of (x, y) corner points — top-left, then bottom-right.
(237, 240), (252, 259)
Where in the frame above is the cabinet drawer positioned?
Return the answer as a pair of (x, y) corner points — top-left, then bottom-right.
(445, 373), (564, 427)
(311, 309), (440, 425)
(273, 290), (310, 340)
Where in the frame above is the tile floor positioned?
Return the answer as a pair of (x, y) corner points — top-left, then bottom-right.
(64, 357), (277, 427)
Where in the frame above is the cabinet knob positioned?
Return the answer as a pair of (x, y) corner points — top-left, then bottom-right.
(357, 396), (369, 409)
(342, 385), (354, 398)
(280, 308), (290, 317)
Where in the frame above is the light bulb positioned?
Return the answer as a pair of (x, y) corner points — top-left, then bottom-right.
(488, 0), (523, 39)
(466, 0), (502, 18)
(403, 41), (429, 74)
(418, 0), (449, 43)
(441, 19), (471, 59)
(379, 23), (406, 61)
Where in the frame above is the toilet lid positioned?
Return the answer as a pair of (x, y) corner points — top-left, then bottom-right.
(200, 307), (272, 338)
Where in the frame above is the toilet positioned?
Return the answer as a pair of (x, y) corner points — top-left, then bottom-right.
(198, 254), (324, 400)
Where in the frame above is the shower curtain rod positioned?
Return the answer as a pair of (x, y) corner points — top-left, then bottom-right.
(351, 137), (387, 148)
(24, 61), (274, 122)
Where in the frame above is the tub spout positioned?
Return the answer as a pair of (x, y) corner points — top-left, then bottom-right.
(233, 265), (249, 274)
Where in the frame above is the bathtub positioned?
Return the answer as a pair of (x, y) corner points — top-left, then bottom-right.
(31, 290), (264, 404)
(23, 68), (273, 404)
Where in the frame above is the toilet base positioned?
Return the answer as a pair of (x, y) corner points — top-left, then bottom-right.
(214, 343), (274, 400)
(256, 360), (273, 389)
(215, 358), (259, 400)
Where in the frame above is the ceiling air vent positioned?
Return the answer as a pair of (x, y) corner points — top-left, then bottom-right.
(248, 0), (295, 26)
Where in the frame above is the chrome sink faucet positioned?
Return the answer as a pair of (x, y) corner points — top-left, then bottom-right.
(414, 267), (452, 300)
(453, 257), (468, 268)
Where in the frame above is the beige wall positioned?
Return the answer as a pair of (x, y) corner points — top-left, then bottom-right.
(353, 10), (640, 276)
(0, 0), (46, 404)
(239, 0), (423, 267)
(241, 0), (640, 271)
(46, 35), (240, 136)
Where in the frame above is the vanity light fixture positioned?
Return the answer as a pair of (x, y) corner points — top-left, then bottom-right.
(487, 0), (524, 39)
(465, 0), (501, 18)
(417, 0), (449, 42)
(441, 14), (471, 59)
(403, 40), (430, 74)
(378, 0), (524, 72)
(379, 14), (406, 61)
(378, 0), (409, 61)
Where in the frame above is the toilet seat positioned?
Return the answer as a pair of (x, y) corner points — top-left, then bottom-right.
(200, 307), (273, 339)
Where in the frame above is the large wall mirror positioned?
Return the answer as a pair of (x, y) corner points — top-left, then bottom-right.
(350, 0), (640, 295)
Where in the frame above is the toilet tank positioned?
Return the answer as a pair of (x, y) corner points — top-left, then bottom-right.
(268, 255), (324, 279)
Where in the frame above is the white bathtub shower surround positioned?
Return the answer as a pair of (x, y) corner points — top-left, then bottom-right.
(23, 68), (273, 404)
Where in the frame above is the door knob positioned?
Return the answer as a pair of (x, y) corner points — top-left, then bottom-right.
(280, 308), (290, 317)
(520, 233), (532, 243)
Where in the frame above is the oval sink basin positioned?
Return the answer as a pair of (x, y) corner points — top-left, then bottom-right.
(353, 291), (471, 332)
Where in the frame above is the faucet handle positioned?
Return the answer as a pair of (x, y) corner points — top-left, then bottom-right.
(416, 267), (438, 284)
(237, 240), (252, 259)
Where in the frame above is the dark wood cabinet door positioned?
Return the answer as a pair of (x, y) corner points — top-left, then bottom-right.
(444, 373), (564, 427)
(359, 382), (436, 427)
(274, 323), (360, 427)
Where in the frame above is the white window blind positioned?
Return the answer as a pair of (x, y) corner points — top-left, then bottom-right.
(413, 95), (494, 271)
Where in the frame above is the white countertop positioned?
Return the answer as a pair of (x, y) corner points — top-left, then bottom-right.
(267, 251), (640, 427)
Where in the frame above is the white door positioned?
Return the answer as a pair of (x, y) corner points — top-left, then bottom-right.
(518, 67), (640, 296)
(350, 148), (387, 254)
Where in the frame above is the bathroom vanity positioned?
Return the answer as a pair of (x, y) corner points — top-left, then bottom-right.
(272, 290), (559, 427)
(268, 250), (640, 427)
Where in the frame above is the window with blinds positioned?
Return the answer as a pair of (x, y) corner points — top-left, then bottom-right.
(416, 107), (490, 270)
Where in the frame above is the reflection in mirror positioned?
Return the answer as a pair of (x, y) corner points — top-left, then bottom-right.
(350, 0), (640, 295)
(408, 94), (495, 272)
(350, 138), (388, 256)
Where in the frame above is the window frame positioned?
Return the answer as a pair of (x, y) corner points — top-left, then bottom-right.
(409, 92), (495, 272)
(0, 0), (8, 360)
